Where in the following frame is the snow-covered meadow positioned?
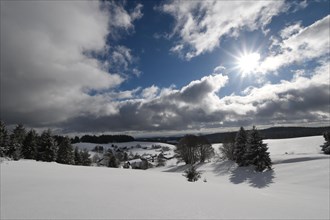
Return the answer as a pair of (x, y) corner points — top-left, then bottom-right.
(1, 136), (329, 219)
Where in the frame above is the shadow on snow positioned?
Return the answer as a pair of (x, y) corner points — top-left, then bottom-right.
(164, 159), (275, 188)
(229, 166), (275, 188)
(272, 156), (329, 164)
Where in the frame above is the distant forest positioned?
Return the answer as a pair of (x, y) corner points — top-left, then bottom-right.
(71, 134), (134, 144)
(204, 126), (330, 143)
(138, 126), (330, 144)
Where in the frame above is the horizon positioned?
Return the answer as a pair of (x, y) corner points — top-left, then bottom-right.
(1, 0), (329, 136)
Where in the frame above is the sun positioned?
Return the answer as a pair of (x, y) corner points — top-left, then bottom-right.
(237, 52), (260, 75)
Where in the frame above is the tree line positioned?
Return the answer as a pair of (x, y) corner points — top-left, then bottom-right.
(0, 121), (91, 166)
(203, 126), (330, 143)
(71, 134), (134, 144)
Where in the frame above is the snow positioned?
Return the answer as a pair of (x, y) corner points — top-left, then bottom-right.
(74, 141), (176, 159)
(74, 141), (175, 152)
(265, 135), (324, 155)
(1, 136), (329, 219)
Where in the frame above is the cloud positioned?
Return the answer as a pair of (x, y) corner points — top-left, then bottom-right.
(141, 85), (159, 99)
(280, 22), (302, 39)
(0, 1), (141, 126)
(1, 1), (328, 135)
(61, 59), (329, 133)
(60, 73), (229, 133)
(105, 1), (143, 33)
(108, 45), (134, 72)
(258, 15), (330, 73)
(221, 60), (330, 125)
(160, 0), (286, 60)
(130, 3), (143, 21)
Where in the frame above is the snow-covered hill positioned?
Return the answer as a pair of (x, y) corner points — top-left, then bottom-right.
(74, 141), (176, 161)
(1, 136), (329, 219)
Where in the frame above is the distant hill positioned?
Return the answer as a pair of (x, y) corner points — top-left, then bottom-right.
(137, 126), (330, 144)
(203, 126), (330, 143)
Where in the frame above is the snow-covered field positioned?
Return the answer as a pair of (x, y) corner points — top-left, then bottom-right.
(1, 136), (329, 219)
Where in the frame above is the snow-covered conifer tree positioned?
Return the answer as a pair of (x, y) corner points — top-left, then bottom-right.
(245, 126), (272, 172)
(234, 127), (247, 166)
(320, 131), (330, 154)
(22, 129), (38, 159)
(8, 124), (26, 160)
(74, 147), (82, 165)
(0, 121), (10, 157)
(37, 129), (57, 162)
(80, 149), (91, 166)
(56, 136), (74, 164)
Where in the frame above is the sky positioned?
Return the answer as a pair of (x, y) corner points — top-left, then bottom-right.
(1, 0), (329, 137)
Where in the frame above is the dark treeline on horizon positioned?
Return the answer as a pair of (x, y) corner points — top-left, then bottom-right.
(204, 126), (330, 143)
(137, 126), (330, 144)
(73, 134), (135, 144)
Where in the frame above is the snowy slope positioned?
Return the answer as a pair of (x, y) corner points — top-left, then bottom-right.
(1, 136), (329, 219)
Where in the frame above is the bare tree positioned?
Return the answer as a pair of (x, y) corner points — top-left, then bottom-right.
(176, 135), (214, 164)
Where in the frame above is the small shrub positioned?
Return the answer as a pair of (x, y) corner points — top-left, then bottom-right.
(183, 166), (201, 182)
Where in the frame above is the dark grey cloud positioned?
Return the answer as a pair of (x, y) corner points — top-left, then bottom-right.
(257, 85), (329, 118)
(0, 1), (141, 128)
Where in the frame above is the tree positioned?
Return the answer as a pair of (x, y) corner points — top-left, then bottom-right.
(108, 154), (119, 168)
(37, 129), (57, 162)
(320, 131), (330, 154)
(8, 124), (26, 160)
(0, 121), (10, 157)
(245, 126), (272, 172)
(74, 147), (82, 165)
(71, 136), (80, 144)
(234, 127), (247, 166)
(80, 149), (91, 166)
(183, 166), (201, 182)
(176, 135), (214, 164)
(197, 136), (214, 163)
(156, 154), (166, 167)
(56, 136), (74, 165)
(92, 153), (101, 165)
(22, 129), (38, 159)
(176, 135), (198, 164)
(219, 142), (235, 161)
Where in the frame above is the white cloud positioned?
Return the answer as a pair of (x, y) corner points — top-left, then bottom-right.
(258, 15), (330, 73)
(105, 1), (143, 32)
(280, 22), (302, 39)
(110, 45), (133, 71)
(130, 3), (143, 21)
(161, 0), (286, 60)
(141, 85), (159, 99)
(132, 68), (142, 77)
